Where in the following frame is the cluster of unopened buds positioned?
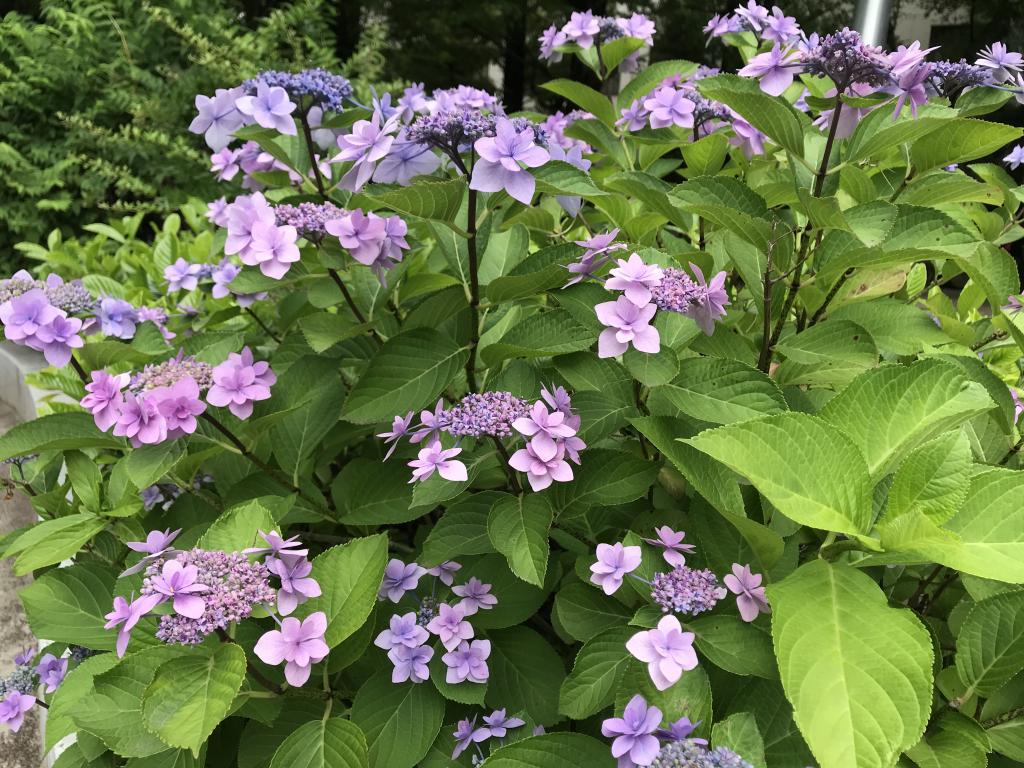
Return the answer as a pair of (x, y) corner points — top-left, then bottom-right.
(0, 645), (92, 733)
(79, 347), (274, 446)
(379, 385), (585, 492)
(374, 558), (496, 686)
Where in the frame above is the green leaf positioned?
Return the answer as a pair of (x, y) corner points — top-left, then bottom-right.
(297, 534), (389, 647)
(553, 582), (632, 643)
(882, 431), (972, 525)
(898, 173), (1003, 206)
(682, 133), (730, 176)
(662, 358), (788, 425)
(955, 590), (1024, 698)
(362, 177), (466, 226)
(298, 313), (374, 353)
(820, 360), (994, 479)
(458, 553), (551, 630)
(0, 411), (122, 460)
(910, 118), (1023, 172)
(685, 413), (872, 535)
(350, 670), (445, 768)
(697, 73), (804, 156)
(484, 733), (614, 768)
(488, 494), (552, 587)
(769, 561), (933, 768)
(955, 241), (1021, 310)
(846, 114), (951, 163)
(558, 626), (633, 719)
(486, 626), (567, 725)
(712, 712), (767, 768)
(689, 615), (778, 679)
(9, 513), (105, 575)
(342, 329), (469, 424)
(615, 660), (713, 738)
(551, 448), (658, 513)
(533, 160), (606, 197)
(618, 59), (698, 107)
(486, 242), (578, 303)
(419, 492), (501, 566)
(268, 718), (368, 768)
(123, 442), (185, 490)
(623, 347), (679, 387)
(46, 653), (121, 752)
(273, 384), (345, 485)
(987, 718), (1024, 761)
(480, 310), (594, 366)
(830, 300), (951, 356)
(540, 79), (615, 127)
(334, 458), (416, 525)
(774, 320), (878, 388)
(20, 563), (118, 650)
(672, 177), (772, 251)
(430, 641), (488, 705)
(142, 644), (247, 755)
(198, 498), (278, 553)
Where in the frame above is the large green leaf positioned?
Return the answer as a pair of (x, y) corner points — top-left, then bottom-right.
(685, 413), (873, 535)
(881, 431), (972, 525)
(296, 534), (389, 647)
(955, 590), (1024, 698)
(553, 582), (632, 643)
(712, 712), (767, 768)
(142, 644), (247, 755)
(419, 492), (501, 566)
(689, 615), (778, 679)
(0, 411), (123, 459)
(268, 717), (369, 768)
(769, 561), (933, 768)
(662, 358), (788, 425)
(486, 626), (566, 725)
(820, 360), (994, 479)
(488, 493), (552, 587)
(909, 118), (1023, 172)
(558, 626), (632, 719)
(8, 513), (106, 575)
(540, 79), (615, 127)
(342, 329), (469, 424)
(198, 497), (278, 553)
(123, 442), (185, 489)
(550, 448), (658, 513)
(484, 733), (614, 768)
(333, 458), (416, 525)
(46, 653), (121, 752)
(350, 670), (445, 768)
(774, 320), (878, 388)
(615, 660), (713, 738)
(830, 300), (951, 356)
(20, 563), (118, 650)
(480, 309), (594, 366)
(697, 74), (805, 156)
(361, 177), (466, 226)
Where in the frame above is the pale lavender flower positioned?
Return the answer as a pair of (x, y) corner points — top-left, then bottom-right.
(976, 42), (1023, 82)
(549, 143), (591, 216)
(512, 400), (577, 461)
(626, 615), (698, 691)
(651, 566), (728, 616)
(244, 530), (308, 559)
(150, 560), (209, 619)
(643, 87), (696, 129)
(566, 229), (628, 286)
(643, 526), (696, 568)
(206, 347), (276, 419)
(0, 289), (61, 348)
(761, 6), (800, 44)
(95, 296), (136, 339)
(803, 29), (891, 91)
(427, 561), (462, 586)
(452, 717), (490, 759)
(688, 263), (730, 335)
(34, 314), (83, 367)
(738, 43), (800, 95)
(235, 82), (297, 135)
(606, 253), (665, 306)
(12, 650), (32, 667)
(890, 62), (933, 118)
(1004, 145), (1024, 170)
(268, 554), (322, 615)
(601, 694), (662, 767)
(1004, 295), (1024, 315)
(189, 88), (246, 150)
(408, 442), (468, 483)
(164, 259), (205, 293)
(617, 99), (650, 132)
(452, 577), (497, 615)
(590, 542), (642, 595)
(483, 709), (525, 738)
(509, 441), (574, 492)
(541, 384), (574, 420)
(426, 602), (474, 651)
(379, 559), (428, 603)
(617, 13), (656, 44)
(372, 133), (441, 185)
(442, 639), (490, 684)
(888, 41), (937, 78)
(378, 411), (415, 460)
(35, 654), (67, 694)
(254, 611), (329, 686)
(225, 193), (276, 258)
(539, 24), (568, 61)
(410, 399), (450, 445)
(127, 528), (181, 555)
(563, 11), (601, 48)
(397, 83), (429, 122)
(470, 118), (550, 205)
(723, 563), (770, 622)
(0, 692), (35, 733)
(1012, 389), (1023, 424)
(704, 14), (739, 39)
(325, 209), (387, 266)
(210, 148), (240, 182)
(595, 297), (660, 357)
(731, 114), (767, 158)
(375, 611), (430, 651)
(150, 376), (206, 438)
(104, 593), (162, 656)
(388, 644), (434, 684)
(243, 222), (300, 279)
(656, 716), (705, 743)
(334, 113), (400, 191)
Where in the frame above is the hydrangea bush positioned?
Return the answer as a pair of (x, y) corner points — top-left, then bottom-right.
(3, 6), (1024, 768)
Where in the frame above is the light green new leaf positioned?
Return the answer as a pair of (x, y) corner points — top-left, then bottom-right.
(484, 733), (614, 768)
(362, 177), (466, 226)
(351, 670), (445, 768)
(909, 118), (1023, 172)
(9, 513), (106, 575)
(45, 653), (121, 752)
(122, 442), (185, 490)
(820, 360), (994, 479)
(830, 300), (951, 356)
(770, 561), (933, 768)
(987, 718), (1024, 761)
(533, 160), (605, 197)
(297, 534), (389, 647)
(955, 241), (1021, 311)
(558, 626), (633, 719)
(774, 320), (878, 388)
(268, 718), (368, 768)
(882, 431), (972, 525)
(0, 411), (123, 460)
(540, 79), (616, 127)
(662, 358), (788, 425)
(20, 563), (118, 650)
(142, 644), (247, 755)
(342, 329), (469, 424)
(712, 712), (767, 768)
(480, 309), (594, 366)
(956, 590), (1024, 698)
(488, 494), (552, 587)
(298, 313), (374, 353)
(685, 413), (873, 535)
(198, 498), (278, 553)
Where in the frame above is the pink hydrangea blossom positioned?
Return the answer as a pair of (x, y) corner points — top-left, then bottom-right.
(595, 296), (660, 358)
(590, 542), (642, 595)
(254, 611), (330, 686)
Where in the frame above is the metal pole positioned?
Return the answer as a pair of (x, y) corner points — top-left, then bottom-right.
(853, 0), (892, 46)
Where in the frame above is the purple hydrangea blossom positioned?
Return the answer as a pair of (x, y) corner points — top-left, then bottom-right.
(761, 6), (800, 44)
(267, 554), (322, 615)
(590, 542), (642, 595)
(210, 148), (240, 182)
(254, 611), (330, 686)
(410, 399), (451, 445)
(482, 709), (526, 738)
(334, 113), (400, 191)
(206, 347), (276, 419)
(566, 229), (628, 286)
(606, 253), (665, 306)
(427, 561), (462, 586)
(509, 441), (574, 492)
(425, 602), (474, 651)
(617, 99), (650, 131)
(127, 528), (181, 555)
(704, 14), (740, 39)
(0, 691), (35, 733)
(626, 615), (699, 691)
(802, 28), (891, 91)
(150, 560), (209, 619)
(242, 221), (301, 279)
(389, 644), (434, 684)
(688, 263), (731, 335)
(377, 411), (415, 460)
(723, 563), (770, 622)
(651, 566), (728, 616)
(643, 87), (697, 129)
(113, 392), (168, 447)
(235, 82), (297, 135)
(150, 376), (207, 438)
(34, 314), (83, 367)
(470, 118), (550, 205)
(12, 649), (33, 667)
(548, 143), (591, 216)
(539, 24), (568, 62)
(976, 42), (1023, 82)
(442, 639), (491, 684)
(452, 716), (490, 759)
(164, 258), (205, 293)
(408, 442), (468, 483)
(375, 611), (430, 651)
(244, 530), (309, 559)
(325, 209), (387, 265)
(245, 69), (353, 113)
(0, 289), (61, 349)
(379, 559), (428, 603)
(738, 43), (800, 96)
(372, 133), (441, 185)
(512, 401), (577, 461)
(224, 193), (276, 258)
(97, 297), (138, 339)
(397, 83), (430, 122)
(595, 297), (660, 358)
(643, 526), (696, 568)
(35, 654), (68, 694)
(1004, 145), (1024, 170)
(445, 392), (529, 439)
(601, 694), (662, 767)
(104, 593), (162, 656)
(189, 87), (246, 150)
(734, 0), (770, 31)
(452, 577), (497, 615)
(563, 11), (601, 47)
